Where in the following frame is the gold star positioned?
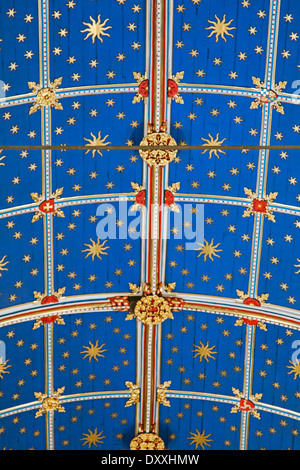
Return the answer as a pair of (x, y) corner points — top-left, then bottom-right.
(175, 40), (185, 48)
(131, 41), (141, 50)
(248, 26), (257, 35)
(189, 49), (199, 57)
(228, 71), (238, 79)
(67, 56), (77, 64)
(233, 115), (243, 124)
(281, 49), (291, 59)
(182, 23), (191, 31)
(283, 13), (294, 23)
(71, 72), (81, 81)
(127, 22), (137, 31)
(176, 4), (186, 13)
(290, 32), (299, 41)
(254, 45), (264, 54)
(6, 8), (17, 17)
(53, 47), (62, 55)
(213, 57), (222, 66)
(132, 4), (142, 13)
(210, 108), (220, 117)
(238, 51), (247, 60)
(257, 10), (266, 19)
(207, 170), (216, 179)
(116, 52), (126, 61)
(233, 250), (242, 258)
(89, 109), (98, 117)
(187, 112), (197, 120)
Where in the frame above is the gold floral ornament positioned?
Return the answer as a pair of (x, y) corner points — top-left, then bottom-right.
(242, 188), (277, 222)
(28, 77), (63, 114)
(139, 123), (178, 167)
(130, 433), (165, 450)
(231, 388), (262, 419)
(132, 71), (149, 104)
(130, 181), (146, 212)
(126, 294), (174, 325)
(165, 182), (180, 213)
(168, 71), (184, 104)
(250, 76), (287, 114)
(81, 15), (112, 43)
(157, 281), (176, 294)
(34, 387), (65, 418)
(33, 287), (66, 305)
(31, 187), (65, 222)
(157, 381), (171, 407)
(125, 381), (140, 407)
(236, 289), (269, 307)
(234, 317), (267, 331)
(128, 282), (142, 295)
(33, 314), (65, 330)
(129, 281), (176, 296)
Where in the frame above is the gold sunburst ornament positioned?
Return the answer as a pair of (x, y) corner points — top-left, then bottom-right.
(287, 360), (300, 379)
(201, 133), (227, 159)
(191, 340), (217, 363)
(81, 15), (112, 43)
(0, 359), (11, 379)
(294, 258), (300, 274)
(0, 255), (9, 277)
(0, 150), (6, 167)
(84, 131), (111, 157)
(205, 14), (236, 42)
(195, 238), (223, 262)
(81, 238), (110, 261)
(80, 340), (107, 362)
(187, 429), (213, 450)
(80, 429), (106, 448)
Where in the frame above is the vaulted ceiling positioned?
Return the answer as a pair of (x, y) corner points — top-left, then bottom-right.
(1, 0), (300, 451)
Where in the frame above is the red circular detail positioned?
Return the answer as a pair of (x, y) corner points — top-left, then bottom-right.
(243, 297), (261, 307)
(167, 79), (178, 98)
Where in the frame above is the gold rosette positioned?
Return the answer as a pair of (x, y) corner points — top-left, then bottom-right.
(139, 132), (177, 167)
(126, 294), (174, 325)
(130, 432), (165, 450)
